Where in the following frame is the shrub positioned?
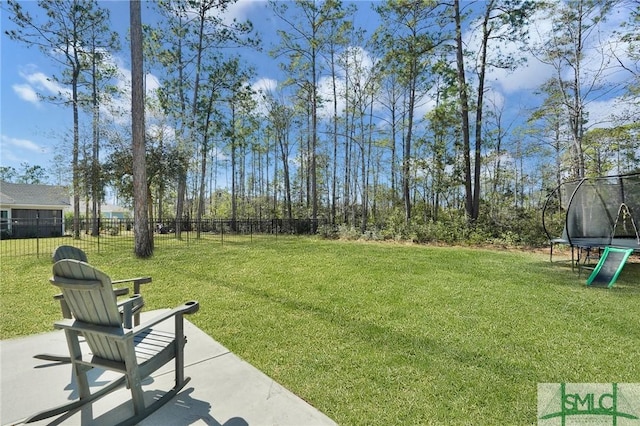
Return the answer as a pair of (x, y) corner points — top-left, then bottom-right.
(337, 225), (362, 240)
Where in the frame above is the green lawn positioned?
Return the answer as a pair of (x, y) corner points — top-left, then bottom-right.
(2, 237), (639, 424)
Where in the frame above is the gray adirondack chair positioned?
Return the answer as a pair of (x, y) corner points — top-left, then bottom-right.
(26, 259), (199, 425)
(35, 246), (152, 364)
(51, 245), (151, 325)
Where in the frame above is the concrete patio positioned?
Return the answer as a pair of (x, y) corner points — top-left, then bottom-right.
(0, 310), (337, 426)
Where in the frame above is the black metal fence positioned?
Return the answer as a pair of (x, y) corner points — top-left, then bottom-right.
(0, 218), (329, 258)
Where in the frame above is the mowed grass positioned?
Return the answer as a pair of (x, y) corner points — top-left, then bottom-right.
(2, 236), (639, 424)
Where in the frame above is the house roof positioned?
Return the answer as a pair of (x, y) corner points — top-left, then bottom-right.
(0, 181), (71, 208)
(78, 200), (132, 214)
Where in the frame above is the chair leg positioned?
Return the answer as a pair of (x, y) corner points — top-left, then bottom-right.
(127, 372), (146, 415)
(122, 344), (146, 415)
(175, 313), (186, 387)
(65, 330), (91, 400)
(75, 364), (92, 400)
(115, 318), (191, 426)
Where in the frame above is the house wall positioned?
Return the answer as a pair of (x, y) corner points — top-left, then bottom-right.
(3, 208), (64, 238)
(103, 211), (126, 219)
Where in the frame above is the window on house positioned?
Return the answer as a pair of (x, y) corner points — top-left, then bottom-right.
(1, 210), (8, 232)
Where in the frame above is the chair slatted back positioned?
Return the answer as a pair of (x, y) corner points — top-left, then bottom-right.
(52, 260), (127, 362)
(52, 245), (89, 263)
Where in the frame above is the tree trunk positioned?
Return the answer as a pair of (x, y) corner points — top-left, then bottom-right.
(72, 67), (81, 240)
(454, 0), (474, 222)
(130, 0), (152, 257)
(472, 1), (493, 221)
(403, 65), (416, 224)
(231, 105), (238, 231)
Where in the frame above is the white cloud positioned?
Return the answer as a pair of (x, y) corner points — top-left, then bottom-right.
(341, 46), (375, 77)
(12, 84), (39, 105)
(251, 77), (279, 116)
(98, 54), (163, 125)
(469, 3), (633, 98)
(485, 90), (506, 111)
(146, 73), (161, 94)
(1, 134), (45, 153)
(317, 75), (346, 119)
(13, 59), (164, 127)
(211, 145), (229, 163)
(0, 148), (21, 165)
(147, 122), (176, 143)
(12, 67), (71, 106)
(314, 45), (383, 119)
(0, 134), (49, 167)
(472, 8), (555, 94)
(224, 0), (266, 23)
(585, 96), (631, 128)
(181, 0), (266, 28)
(21, 70), (71, 99)
(489, 60), (555, 94)
(252, 78), (277, 94)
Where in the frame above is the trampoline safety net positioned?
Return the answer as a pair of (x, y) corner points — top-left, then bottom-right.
(543, 172), (640, 250)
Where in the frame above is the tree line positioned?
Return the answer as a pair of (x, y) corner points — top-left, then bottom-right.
(4, 0), (639, 254)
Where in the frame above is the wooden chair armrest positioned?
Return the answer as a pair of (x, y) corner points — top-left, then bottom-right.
(54, 318), (125, 338)
(55, 288), (130, 300)
(111, 277), (152, 295)
(56, 301), (198, 340)
(129, 301), (199, 336)
(114, 288), (129, 297)
(117, 294), (144, 328)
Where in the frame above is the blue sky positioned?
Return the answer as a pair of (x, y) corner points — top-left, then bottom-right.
(0, 0), (279, 175)
(1, 1), (636, 181)
(0, 1), (381, 177)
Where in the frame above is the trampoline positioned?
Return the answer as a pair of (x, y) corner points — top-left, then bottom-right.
(542, 172), (640, 268)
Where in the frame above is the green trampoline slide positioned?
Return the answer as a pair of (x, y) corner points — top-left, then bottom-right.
(586, 246), (634, 288)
